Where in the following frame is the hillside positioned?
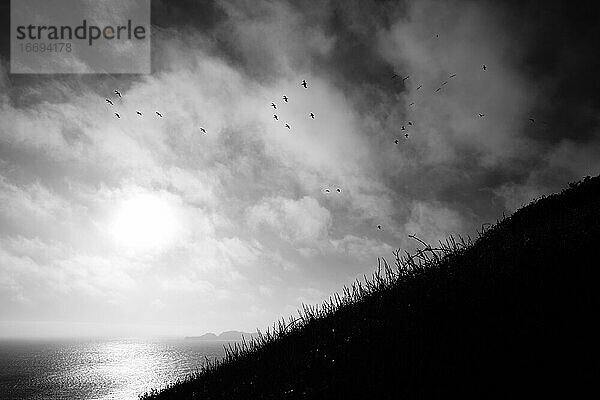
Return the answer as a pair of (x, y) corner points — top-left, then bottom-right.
(142, 176), (600, 399)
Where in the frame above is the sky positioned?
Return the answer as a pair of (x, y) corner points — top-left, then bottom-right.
(0, 0), (599, 338)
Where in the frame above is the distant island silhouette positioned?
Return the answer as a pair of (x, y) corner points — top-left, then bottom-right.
(143, 175), (600, 399)
(185, 331), (258, 341)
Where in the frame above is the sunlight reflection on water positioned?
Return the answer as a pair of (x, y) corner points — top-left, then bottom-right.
(0, 338), (227, 400)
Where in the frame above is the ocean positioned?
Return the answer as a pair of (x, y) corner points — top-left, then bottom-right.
(0, 338), (228, 400)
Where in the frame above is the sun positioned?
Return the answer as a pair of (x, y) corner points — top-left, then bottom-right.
(110, 193), (180, 253)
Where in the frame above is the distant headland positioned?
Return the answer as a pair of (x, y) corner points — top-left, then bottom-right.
(184, 331), (258, 341)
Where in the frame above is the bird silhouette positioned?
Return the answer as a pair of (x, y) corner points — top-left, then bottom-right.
(271, 103), (277, 109)
(482, 64), (487, 71)
(114, 90), (122, 98)
(442, 81), (448, 86)
(404, 133), (409, 138)
(449, 74), (457, 78)
(156, 111), (163, 118)
(435, 87), (442, 93)
(336, 188), (341, 193)
(408, 121), (413, 126)
(283, 96), (288, 102)
(394, 139), (399, 144)
(402, 75), (410, 82)
(105, 99), (113, 105)
(377, 225), (382, 230)
(325, 189), (330, 193)
(200, 127), (206, 133)
(310, 112), (315, 119)
(401, 126), (406, 131)
(274, 114), (278, 120)
(416, 85), (422, 90)
(136, 111), (142, 116)
(529, 118), (535, 123)
(478, 113), (485, 117)
(285, 123), (291, 130)
(409, 102), (415, 106)
(301, 80), (307, 88)
(391, 74), (399, 79)
(114, 112), (120, 119)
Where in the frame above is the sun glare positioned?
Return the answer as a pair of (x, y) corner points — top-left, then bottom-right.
(110, 193), (180, 253)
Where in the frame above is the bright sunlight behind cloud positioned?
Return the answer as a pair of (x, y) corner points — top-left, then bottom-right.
(109, 192), (182, 254)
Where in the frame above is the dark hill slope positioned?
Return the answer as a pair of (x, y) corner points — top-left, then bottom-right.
(143, 176), (600, 399)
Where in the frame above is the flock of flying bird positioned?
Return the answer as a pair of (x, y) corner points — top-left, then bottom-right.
(105, 90), (207, 133)
(267, 80), (350, 204)
(103, 62), (541, 231)
(390, 65), (488, 143)
(270, 79), (314, 132)
(390, 63), (542, 143)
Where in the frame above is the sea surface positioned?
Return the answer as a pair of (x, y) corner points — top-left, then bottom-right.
(0, 338), (228, 400)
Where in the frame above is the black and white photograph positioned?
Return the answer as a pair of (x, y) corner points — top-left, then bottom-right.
(1, 0), (599, 399)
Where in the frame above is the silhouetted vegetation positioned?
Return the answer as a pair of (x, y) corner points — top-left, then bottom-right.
(142, 176), (600, 399)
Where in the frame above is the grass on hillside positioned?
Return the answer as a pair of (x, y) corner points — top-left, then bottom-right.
(142, 176), (600, 399)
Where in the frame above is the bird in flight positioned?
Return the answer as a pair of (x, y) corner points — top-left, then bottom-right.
(391, 74), (399, 79)
(136, 111), (142, 116)
(478, 113), (485, 117)
(482, 64), (487, 71)
(401, 126), (406, 131)
(442, 81), (448, 86)
(377, 225), (382, 230)
(310, 112), (315, 119)
(529, 118), (535, 123)
(325, 189), (331, 193)
(271, 103), (277, 109)
(274, 114), (278, 120)
(200, 127), (207, 134)
(336, 188), (341, 193)
(409, 102), (415, 106)
(408, 121), (413, 126)
(283, 96), (289, 102)
(416, 85), (422, 90)
(114, 112), (120, 119)
(156, 111), (163, 118)
(301, 80), (308, 88)
(105, 99), (113, 106)
(435, 87), (442, 93)
(114, 90), (122, 98)
(394, 139), (399, 144)
(402, 75), (410, 82)
(404, 133), (409, 138)
(285, 123), (291, 130)
(449, 74), (457, 78)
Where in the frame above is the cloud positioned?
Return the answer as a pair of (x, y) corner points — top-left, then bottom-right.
(1, 0), (598, 336)
(378, 0), (537, 167)
(404, 201), (464, 245)
(0, 178), (72, 221)
(247, 196), (331, 243)
(0, 237), (138, 311)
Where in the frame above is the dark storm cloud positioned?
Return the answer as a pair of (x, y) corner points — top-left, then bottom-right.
(505, 0), (600, 144)
(314, 0), (600, 148)
(470, 0), (600, 206)
(2, 0), (598, 229)
(153, 0), (227, 31)
(0, 2), (9, 62)
(310, 0), (600, 134)
(3, 0), (598, 225)
(263, 0), (600, 231)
